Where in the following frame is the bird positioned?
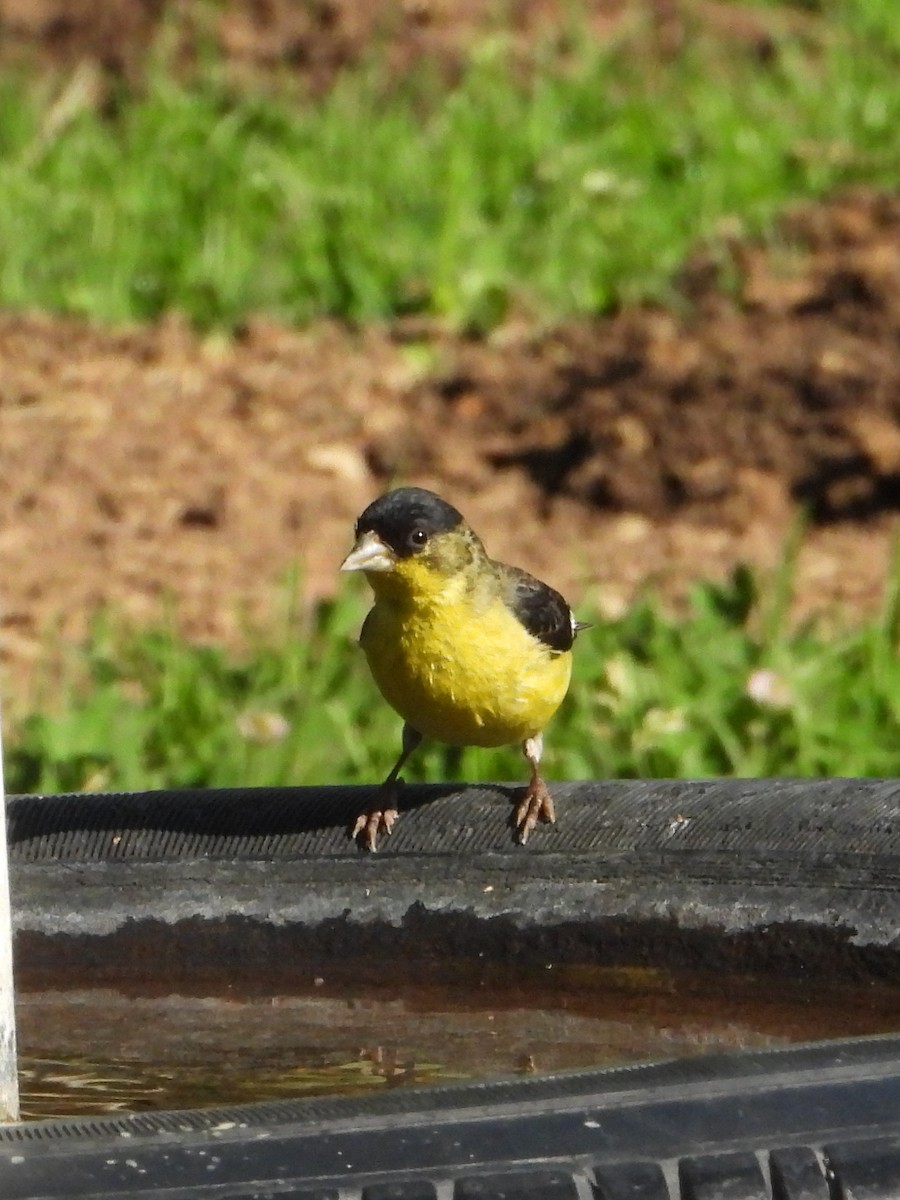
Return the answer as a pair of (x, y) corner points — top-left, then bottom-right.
(340, 486), (586, 850)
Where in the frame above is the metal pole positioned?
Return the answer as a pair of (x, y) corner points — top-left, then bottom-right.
(0, 702), (19, 1121)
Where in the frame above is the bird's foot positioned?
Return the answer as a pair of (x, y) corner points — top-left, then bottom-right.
(350, 806), (399, 852)
(351, 785), (401, 852)
(514, 776), (556, 845)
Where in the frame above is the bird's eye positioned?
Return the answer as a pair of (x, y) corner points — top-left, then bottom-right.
(409, 527), (429, 550)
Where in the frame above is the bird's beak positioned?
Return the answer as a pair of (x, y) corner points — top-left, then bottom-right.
(340, 529), (397, 573)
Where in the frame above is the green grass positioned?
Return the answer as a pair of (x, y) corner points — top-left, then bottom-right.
(0, 0), (899, 328)
(9, 550), (900, 796)
(4, 3), (900, 793)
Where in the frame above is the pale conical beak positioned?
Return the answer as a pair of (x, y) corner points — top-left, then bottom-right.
(340, 529), (397, 573)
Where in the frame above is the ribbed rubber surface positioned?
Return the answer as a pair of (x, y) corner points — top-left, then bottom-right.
(10, 780), (900, 979)
(9, 778), (900, 861)
(2, 1034), (900, 1197)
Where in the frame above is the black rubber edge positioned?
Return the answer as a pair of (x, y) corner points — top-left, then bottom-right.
(12, 778), (900, 863)
(3, 1033), (900, 1197)
(10, 779), (900, 983)
(7, 781), (900, 1197)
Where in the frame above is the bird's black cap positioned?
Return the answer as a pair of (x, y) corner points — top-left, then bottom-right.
(355, 487), (464, 558)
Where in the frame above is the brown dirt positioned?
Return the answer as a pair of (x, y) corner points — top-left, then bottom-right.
(0, 1), (899, 695)
(0, 0), (794, 89)
(3, 187), (900, 695)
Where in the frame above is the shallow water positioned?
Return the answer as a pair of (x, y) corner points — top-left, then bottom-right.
(16, 962), (900, 1120)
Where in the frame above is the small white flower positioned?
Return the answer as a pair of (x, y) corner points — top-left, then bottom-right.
(642, 707), (687, 737)
(746, 669), (793, 709)
(235, 710), (290, 744)
(581, 169), (640, 198)
(603, 655), (636, 701)
(632, 706), (687, 753)
(596, 588), (629, 620)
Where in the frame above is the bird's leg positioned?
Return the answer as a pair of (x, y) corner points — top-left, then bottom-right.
(352, 723), (423, 851)
(514, 732), (556, 845)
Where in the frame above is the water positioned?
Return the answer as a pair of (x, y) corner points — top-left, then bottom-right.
(16, 962), (900, 1120)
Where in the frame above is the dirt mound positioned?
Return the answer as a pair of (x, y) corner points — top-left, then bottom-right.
(0, 0), (797, 90)
(0, 0), (627, 84)
(1, 188), (900, 694)
(398, 190), (900, 528)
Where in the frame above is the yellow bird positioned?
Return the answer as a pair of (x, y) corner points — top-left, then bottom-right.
(340, 486), (586, 850)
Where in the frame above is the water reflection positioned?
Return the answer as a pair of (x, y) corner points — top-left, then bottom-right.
(16, 962), (900, 1120)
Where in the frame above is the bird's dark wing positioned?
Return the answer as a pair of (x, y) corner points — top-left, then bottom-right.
(499, 565), (576, 652)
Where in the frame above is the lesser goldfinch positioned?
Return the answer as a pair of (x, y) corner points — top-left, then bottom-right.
(340, 486), (586, 850)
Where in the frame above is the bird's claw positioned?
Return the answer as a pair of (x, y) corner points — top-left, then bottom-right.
(351, 806), (399, 851)
(514, 778), (556, 845)
(351, 791), (400, 852)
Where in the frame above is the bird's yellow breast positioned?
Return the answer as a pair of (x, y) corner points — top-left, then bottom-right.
(359, 557), (572, 747)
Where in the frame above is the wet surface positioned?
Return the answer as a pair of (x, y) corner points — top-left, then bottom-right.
(16, 961), (900, 1121)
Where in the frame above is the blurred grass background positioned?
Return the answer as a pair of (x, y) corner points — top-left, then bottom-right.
(0, 0), (899, 329)
(11, 543), (900, 794)
(5, 0), (900, 792)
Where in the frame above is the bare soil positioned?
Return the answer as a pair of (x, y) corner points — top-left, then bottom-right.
(0, 0), (792, 88)
(0, 1), (899, 692)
